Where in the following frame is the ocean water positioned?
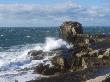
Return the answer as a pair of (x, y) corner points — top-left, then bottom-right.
(0, 27), (110, 82)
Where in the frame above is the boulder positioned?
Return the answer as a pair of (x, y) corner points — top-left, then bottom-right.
(27, 50), (45, 60)
(51, 48), (75, 71)
(59, 21), (94, 51)
(59, 21), (83, 44)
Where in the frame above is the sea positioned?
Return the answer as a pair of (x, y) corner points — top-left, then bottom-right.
(0, 26), (110, 82)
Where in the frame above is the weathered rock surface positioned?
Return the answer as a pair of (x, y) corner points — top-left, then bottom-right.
(27, 50), (45, 60)
(34, 63), (59, 75)
(27, 21), (110, 82)
(27, 67), (110, 82)
(30, 21), (110, 74)
(59, 21), (95, 49)
(59, 21), (83, 45)
(60, 21), (83, 37)
(51, 49), (110, 73)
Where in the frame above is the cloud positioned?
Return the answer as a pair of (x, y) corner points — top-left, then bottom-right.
(0, 1), (109, 26)
(0, 2), (79, 19)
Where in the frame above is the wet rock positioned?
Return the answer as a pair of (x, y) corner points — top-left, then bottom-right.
(42, 67), (59, 75)
(102, 75), (110, 82)
(51, 47), (110, 72)
(51, 52), (84, 72)
(59, 48), (110, 71)
(51, 55), (66, 71)
(28, 67), (105, 82)
(27, 50), (45, 60)
(34, 63), (44, 74)
(34, 63), (59, 75)
(51, 49), (74, 71)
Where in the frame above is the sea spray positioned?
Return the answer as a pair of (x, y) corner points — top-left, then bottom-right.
(43, 37), (70, 51)
(0, 37), (70, 82)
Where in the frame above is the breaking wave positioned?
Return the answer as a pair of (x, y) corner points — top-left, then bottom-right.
(0, 37), (69, 82)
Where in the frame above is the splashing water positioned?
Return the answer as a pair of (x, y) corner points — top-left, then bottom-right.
(0, 37), (69, 82)
(43, 37), (70, 51)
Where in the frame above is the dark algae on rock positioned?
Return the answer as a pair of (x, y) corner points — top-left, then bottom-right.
(27, 21), (110, 82)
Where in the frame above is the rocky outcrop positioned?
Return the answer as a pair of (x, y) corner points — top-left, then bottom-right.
(51, 49), (110, 72)
(27, 67), (110, 82)
(27, 21), (110, 75)
(59, 21), (95, 49)
(60, 21), (83, 37)
(59, 21), (83, 45)
(34, 63), (59, 75)
(27, 21), (110, 82)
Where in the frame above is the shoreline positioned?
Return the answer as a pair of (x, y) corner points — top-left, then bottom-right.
(26, 21), (110, 82)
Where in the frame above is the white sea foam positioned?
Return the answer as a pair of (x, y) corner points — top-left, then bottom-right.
(0, 37), (70, 82)
(42, 37), (70, 51)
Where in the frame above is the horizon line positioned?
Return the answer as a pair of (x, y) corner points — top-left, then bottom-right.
(0, 26), (110, 28)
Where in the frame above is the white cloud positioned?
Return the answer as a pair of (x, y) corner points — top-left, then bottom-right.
(0, 1), (109, 26)
(0, 2), (80, 19)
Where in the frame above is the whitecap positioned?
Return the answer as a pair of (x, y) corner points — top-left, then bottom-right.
(26, 36), (31, 38)
(0, 35), (4, 37)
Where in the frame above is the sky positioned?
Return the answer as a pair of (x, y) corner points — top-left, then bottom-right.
(0, 0), (109, 27)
